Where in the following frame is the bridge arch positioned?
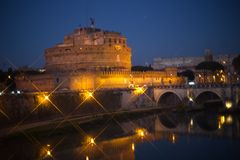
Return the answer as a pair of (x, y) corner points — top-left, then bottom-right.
(195, 91), (223, 106)
(157, 91), (182, 107)
(195, 113), (219, 131)
(156, 113), (179, 129)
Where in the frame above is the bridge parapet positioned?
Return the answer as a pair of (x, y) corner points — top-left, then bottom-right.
(152, 83), (240, 89)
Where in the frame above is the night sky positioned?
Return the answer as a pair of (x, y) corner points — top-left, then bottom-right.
(0, 0), (240, 69)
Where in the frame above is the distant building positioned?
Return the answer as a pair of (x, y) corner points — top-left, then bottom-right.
(152, 51), (240, 85)
(152, 53), (237, 71)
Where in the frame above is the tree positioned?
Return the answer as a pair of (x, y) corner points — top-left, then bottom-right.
(178, 70), (195, 81)
(131, 65), (153, 71)
(195, 61), (224, 72)
(232, 55), (240, 74)
(0, 69), (5, 82)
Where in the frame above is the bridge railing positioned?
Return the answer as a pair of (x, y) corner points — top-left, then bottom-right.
(152, 83), (240, 89)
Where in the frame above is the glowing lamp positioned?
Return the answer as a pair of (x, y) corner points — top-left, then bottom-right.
(226, 115), (233, 124)
(88, 92), (93, 97)
(90, 138), (95, 144)
(136, 128), (145, 137)
(44, 95), (49, 101)
(220, 115), (225, 124)
(190, 119), (193, 126)
(225, 100), (232, 109)
(134, 87), (145, 95)
(37, 94), (50, 104)
(84, 91), (94, 100)
(47, 150), (51, 156)
(189, 97), (194, 102)
(86, 137), (95, 146)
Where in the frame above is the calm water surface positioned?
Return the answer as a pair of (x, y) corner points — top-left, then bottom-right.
(1, 111), (240, 160)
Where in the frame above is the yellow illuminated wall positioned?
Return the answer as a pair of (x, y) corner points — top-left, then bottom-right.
(16, 69), (185, 92)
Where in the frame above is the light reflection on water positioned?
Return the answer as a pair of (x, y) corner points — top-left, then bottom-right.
(1, 111), (240, 160)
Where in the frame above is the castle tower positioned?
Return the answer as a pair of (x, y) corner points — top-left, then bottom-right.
(44, 25), (132, 72)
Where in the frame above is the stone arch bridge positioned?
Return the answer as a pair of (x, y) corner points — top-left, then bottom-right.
(153, 84), (240, 107)
(120, 84), (239, 109)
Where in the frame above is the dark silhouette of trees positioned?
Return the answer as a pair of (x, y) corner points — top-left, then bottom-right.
(131, 65), (153, 71)
(195, 61), (224, 72)
(232, 55), (240, 75)
(178, 70), (195, 81)
(0, 69), (6, 82)
(0, 68), (15, 92)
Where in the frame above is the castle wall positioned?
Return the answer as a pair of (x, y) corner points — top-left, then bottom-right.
(45, 46), (131, 72)
(15, 74), (56, 92)
(15, 70), (185, 92)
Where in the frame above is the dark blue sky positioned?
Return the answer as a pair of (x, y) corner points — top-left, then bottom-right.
(0, 0), (240, 69)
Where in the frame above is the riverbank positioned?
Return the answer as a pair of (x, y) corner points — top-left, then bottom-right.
(1, 104), (239, 139)
(0, 106), (166, 138)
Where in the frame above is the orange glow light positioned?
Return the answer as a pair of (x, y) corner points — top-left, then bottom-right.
(44, 95), (49, 100)
(136, 128), (146, 137)
(220, 115), (225, 124)
(84, 91), (94, 100)
(86, 137), (95, 146)
(133, 86), (146, 95)
(131, 143), (135, 151)
(171, 134), (176, 143)
(37, 93), (50, 104)
(225, 100), (232, 109)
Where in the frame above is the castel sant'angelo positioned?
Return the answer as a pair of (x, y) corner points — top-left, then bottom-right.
(16, 22), (184, 92)
(45, 23), (131, 72)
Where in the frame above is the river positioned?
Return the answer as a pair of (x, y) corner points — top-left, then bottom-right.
(1, 109), (240, 160)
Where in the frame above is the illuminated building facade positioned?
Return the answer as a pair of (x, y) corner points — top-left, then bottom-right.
(16, 25), (184, 92)
(45, 27), (131, 72)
